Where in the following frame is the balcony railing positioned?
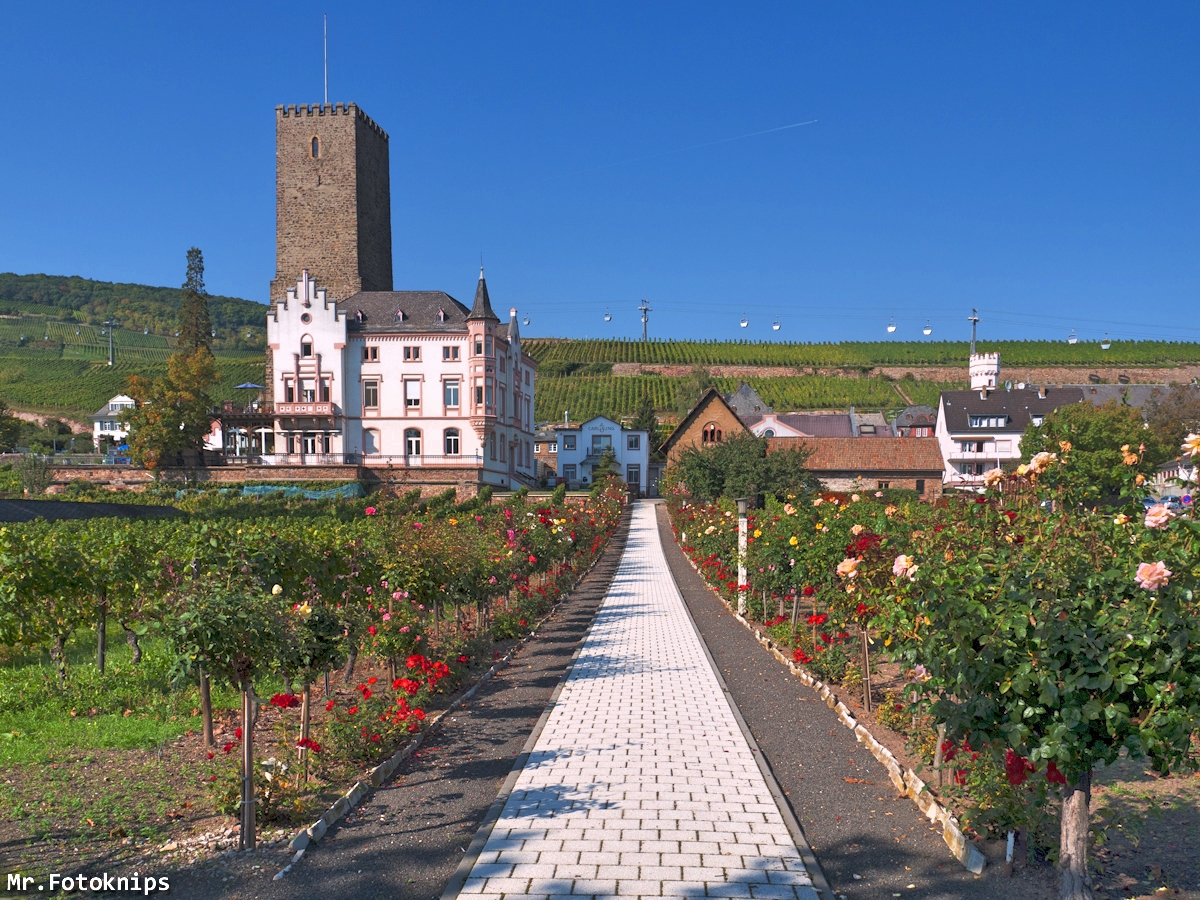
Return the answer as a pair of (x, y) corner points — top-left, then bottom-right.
(217, 401), (339, 417)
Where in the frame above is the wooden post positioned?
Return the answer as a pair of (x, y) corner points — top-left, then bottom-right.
(299, 684), (312, 784)
(199, 666), (214, 748)
(240, 687), (256, 851)
(860, 629), (872, 713)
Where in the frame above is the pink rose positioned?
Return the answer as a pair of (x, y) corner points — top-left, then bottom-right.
(893, 554), (914, 578)
(1144, 505), (1174, 529)
(365, 506), (377, 516)
(1135, 561), (1172, 591)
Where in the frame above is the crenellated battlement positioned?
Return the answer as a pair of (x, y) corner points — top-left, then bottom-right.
(275, 103), (388, 140)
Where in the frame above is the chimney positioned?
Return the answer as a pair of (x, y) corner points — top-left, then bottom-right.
(1038, 386), (1047, 399)
(979, 388), (989, 400)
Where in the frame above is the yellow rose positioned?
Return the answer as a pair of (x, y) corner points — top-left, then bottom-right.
(789, 536), (799, 546)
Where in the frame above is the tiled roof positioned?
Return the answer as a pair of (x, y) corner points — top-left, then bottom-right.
(939, 387), (1084, 434)
(767, 436), (944, 473)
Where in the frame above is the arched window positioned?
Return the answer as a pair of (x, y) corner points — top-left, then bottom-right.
(363, 429), (380, 455)
(444, 428), (460, 456)
(300, 335), (314, 358)
(405, 429), (421, 457)
(763, 429), (775, 438)
(311, 136), (320, 158)
(702, 423), (722, 444)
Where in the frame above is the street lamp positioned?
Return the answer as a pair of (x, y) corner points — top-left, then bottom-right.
(736, 497), (750, 617)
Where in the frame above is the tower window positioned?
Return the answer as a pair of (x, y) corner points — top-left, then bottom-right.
(311, 136), (320, 158)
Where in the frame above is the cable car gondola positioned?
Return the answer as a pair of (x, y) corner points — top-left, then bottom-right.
(887, 317), (897, 334)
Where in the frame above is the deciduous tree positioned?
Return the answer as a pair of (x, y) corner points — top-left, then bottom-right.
(121, 349), (219, 468)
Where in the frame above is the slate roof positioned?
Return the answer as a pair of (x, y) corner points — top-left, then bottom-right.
(939, 387), (1084, 434)
(1067, 384), (1176, 413)
(468, 269), (500, 322)
(723, 383), (773, 416)
(341, 290), (471, 334)
(767, 437), (944, 473)
(891, 405), (937, 429)
(853, 411), (894, 436)
(741, 413), (855, 437)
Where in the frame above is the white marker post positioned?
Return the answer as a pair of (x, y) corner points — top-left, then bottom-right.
(736, 497), (749, 617)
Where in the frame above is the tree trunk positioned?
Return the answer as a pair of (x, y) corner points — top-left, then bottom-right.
(342, 644), (358, 682)
(123, 624), (142, 664)
(199, 666), (214, 748)
(1059, 769), (1093, 900)
(50, 634), (67, 690)
(96, 595), (107, 674)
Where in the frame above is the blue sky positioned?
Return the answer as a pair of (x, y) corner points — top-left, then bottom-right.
(1, 3), (1197, 345)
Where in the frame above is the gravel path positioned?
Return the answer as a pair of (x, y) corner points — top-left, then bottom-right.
(166, 508), (631, 900)
(652, 502), (1056, 900)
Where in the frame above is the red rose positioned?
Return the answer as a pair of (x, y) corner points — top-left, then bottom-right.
(234, 727), (242, 740)
(325, 700), (335, 711)
(802, 585), (815, 597)
(1046, 762), (1067, 784)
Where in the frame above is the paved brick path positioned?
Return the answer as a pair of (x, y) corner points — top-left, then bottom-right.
(456, 502), (821, 900)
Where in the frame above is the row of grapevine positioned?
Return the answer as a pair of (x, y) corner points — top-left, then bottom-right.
(524, 338), (1200, 368)
(0, 355), (266, 414)
(0, 483), (627, 849)
(532, 374), (963, 421)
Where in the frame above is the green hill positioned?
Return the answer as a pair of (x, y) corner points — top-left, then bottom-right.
(0, 272), (268, 352)
(523, 337), (1200, 368)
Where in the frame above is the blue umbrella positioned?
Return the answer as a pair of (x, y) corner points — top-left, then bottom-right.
(235, 383), (265, 390)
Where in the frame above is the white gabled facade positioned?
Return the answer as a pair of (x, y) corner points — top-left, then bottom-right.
(555, 415), (650, 492)
(235, 268), (537, 489)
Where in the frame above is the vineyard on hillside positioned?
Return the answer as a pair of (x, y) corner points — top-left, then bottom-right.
(0, 356), (266, 415)
(532, 375), (957, 422)
(523, 338), (1200, 367)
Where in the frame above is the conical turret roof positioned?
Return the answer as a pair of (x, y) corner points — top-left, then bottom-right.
(467, 266), (499, 322)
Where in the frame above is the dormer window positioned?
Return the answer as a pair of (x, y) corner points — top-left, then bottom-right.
(355, 309), (365, 324)
(395, 308), (406, 323)
(436, 308), (446, 322)
(311, 136), (320, 158)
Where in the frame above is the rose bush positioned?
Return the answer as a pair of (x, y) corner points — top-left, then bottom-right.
(668, 442), (1200, 899)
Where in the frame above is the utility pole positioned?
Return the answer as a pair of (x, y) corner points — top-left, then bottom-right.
(968, 308), (980, 356)
(104, 316), (117, 366)
(638, 299), (651, 342)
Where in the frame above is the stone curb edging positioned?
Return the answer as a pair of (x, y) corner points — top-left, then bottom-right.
(676, 544), (987, 876)
(274, 503), (632, 881)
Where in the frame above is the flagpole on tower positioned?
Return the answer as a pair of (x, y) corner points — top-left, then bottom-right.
(323, 14), (328, 105)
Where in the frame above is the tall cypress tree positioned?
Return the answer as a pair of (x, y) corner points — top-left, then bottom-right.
(177, 247), (212, 352)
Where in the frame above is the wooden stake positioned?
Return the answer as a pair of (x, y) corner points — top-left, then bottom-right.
(860, 629), (872, 713)
(241, 688), (256, 851)
(199, 666), (214, 748)
(934, 723), (947, 788)
(299, 684), (312, 784)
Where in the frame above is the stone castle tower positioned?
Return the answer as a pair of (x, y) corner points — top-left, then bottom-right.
(270, 103), (393, 302)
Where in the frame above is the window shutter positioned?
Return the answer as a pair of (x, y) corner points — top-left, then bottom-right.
(405, 380), (420, 401)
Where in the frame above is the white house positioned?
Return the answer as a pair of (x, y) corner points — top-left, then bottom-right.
(91, 394), (135, 446)
(936, 354), (1083, 487)
(225, 267), (538, 490)
(555, 415), (650, 492)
